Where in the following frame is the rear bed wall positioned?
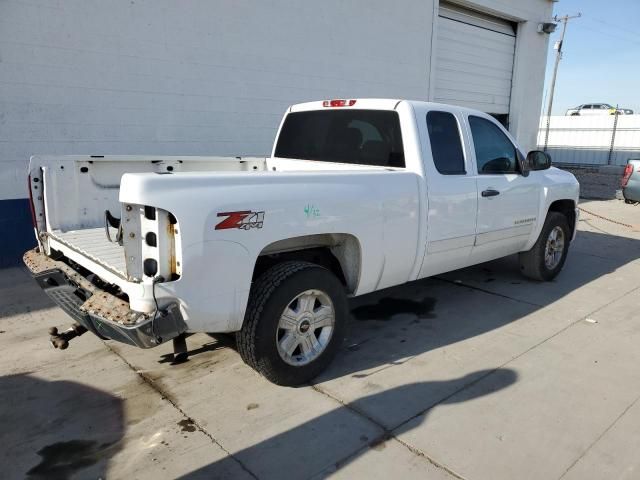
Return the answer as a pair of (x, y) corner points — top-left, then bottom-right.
(35, 156), (265, 232)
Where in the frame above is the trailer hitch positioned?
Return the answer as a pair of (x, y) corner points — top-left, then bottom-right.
(48, 324), (88, 350)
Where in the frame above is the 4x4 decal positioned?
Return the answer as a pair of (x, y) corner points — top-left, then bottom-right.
(215, 211), (265, 230)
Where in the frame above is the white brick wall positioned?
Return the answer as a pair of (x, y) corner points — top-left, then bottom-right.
(0, 0), (434, 200)
(0, 0), (552, 201)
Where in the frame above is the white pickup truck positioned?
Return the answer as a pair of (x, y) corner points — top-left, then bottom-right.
(24, 99), (579, 385)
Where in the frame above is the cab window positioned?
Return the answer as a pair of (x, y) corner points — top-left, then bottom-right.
(275, 110), (405, 167)
(469, 116), (518, 174)
(426, 111), (466, 174)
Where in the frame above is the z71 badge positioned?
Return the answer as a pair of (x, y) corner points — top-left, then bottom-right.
(215, 211), (265, 230)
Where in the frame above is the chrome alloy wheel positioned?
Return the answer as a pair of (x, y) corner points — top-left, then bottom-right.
(276, 289), (335, 366)
(544, 226), (565, 269)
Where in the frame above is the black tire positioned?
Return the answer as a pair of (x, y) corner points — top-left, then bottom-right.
(236, 261), (348, 386)
(519, 212), (571, 281)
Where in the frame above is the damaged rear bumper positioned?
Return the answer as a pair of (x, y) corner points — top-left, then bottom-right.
(23, 248), (185, 348)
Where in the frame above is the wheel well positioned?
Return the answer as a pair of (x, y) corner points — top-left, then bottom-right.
(252, 234), (361, 294)
(549, 200), (576, 234)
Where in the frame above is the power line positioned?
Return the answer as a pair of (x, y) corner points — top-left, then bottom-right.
(585, 16), (640, 40)
(576, 22), (640, 46)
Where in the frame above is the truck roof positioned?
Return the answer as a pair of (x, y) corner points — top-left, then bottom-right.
(288, 98), (485, 116)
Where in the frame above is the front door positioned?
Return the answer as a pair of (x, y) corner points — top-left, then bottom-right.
(467, 115), (540, 265)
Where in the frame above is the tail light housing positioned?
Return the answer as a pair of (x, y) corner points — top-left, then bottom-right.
(122, 204), (181, 282)
(27, 174), (38, 228)
(27, 170), (45, 234)
(622, 164), (634, 188)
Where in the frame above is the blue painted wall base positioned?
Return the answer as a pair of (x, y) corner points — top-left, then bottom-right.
(0, 199), (37, 268)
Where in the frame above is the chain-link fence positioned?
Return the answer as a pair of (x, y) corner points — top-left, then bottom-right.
(538, 115), (640, 167)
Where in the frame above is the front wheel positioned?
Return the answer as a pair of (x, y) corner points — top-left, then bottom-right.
(236, 261), (347, 386)
(519, 212), (571, 281)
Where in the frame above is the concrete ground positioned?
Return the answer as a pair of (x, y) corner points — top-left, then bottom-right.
(2, 198), (640, 480)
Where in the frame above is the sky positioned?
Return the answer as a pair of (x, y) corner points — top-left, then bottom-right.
(543, 0), (640, 115)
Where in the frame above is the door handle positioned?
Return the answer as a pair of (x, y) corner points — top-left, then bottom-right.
(481, 189), (500, 197)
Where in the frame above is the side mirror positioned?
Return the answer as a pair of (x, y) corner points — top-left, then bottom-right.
(527, 150), (552, 171)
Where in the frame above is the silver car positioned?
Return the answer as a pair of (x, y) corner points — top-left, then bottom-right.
(622, 159), (640, 204)
(566, 103), (634, 116)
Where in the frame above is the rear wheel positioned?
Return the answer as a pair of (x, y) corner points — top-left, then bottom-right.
(519, 212), (571, 281)
(236, 261), (347, 386)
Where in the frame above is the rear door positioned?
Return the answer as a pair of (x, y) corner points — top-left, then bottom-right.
(583, 104), (605, 116)
(418, 107), (478, 277)
(597, 104), (614, 115)
(467, 115), (540, 264)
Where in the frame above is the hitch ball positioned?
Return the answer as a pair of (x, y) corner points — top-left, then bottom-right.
(48, 324), (88, 350)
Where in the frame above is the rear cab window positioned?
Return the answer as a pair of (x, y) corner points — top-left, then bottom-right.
(274, 110), (405, 167)
(426, 111), (466, 175)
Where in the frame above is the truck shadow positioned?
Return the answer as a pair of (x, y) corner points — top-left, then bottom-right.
(0, 373), (125, 480)
(146, 228), (639, 377)
(0, 267), (56, 317)
(316, 229), (640, 382)
(178, 368), (518, 479)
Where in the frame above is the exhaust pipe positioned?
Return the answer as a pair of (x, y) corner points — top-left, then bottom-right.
(48, 324), (88, 349)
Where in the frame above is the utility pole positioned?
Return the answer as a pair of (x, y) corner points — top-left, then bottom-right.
(543, 13), (581, 151)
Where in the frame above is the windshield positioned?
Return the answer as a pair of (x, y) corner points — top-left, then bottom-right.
(274, 109), (405, 167)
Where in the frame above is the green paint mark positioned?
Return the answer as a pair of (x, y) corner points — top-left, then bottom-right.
(304, 204), (320, 218)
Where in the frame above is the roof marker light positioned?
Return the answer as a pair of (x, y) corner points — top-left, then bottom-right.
(322, 99), (357, 107)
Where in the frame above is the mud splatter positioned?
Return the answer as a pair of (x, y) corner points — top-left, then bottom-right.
(177, 418), (196, 433)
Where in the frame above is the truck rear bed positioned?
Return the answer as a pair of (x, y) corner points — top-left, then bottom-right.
(30, 155), (268, 284)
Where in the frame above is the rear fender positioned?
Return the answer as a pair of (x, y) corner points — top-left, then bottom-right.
(165, 239), (251, 333)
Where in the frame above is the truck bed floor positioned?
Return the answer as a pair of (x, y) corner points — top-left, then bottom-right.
(49, 228), (127, 277)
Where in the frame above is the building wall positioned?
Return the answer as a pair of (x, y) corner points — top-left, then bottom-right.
(0, 0), (552, 266)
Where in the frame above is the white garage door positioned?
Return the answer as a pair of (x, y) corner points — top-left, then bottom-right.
(434, 3), (516, 118)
